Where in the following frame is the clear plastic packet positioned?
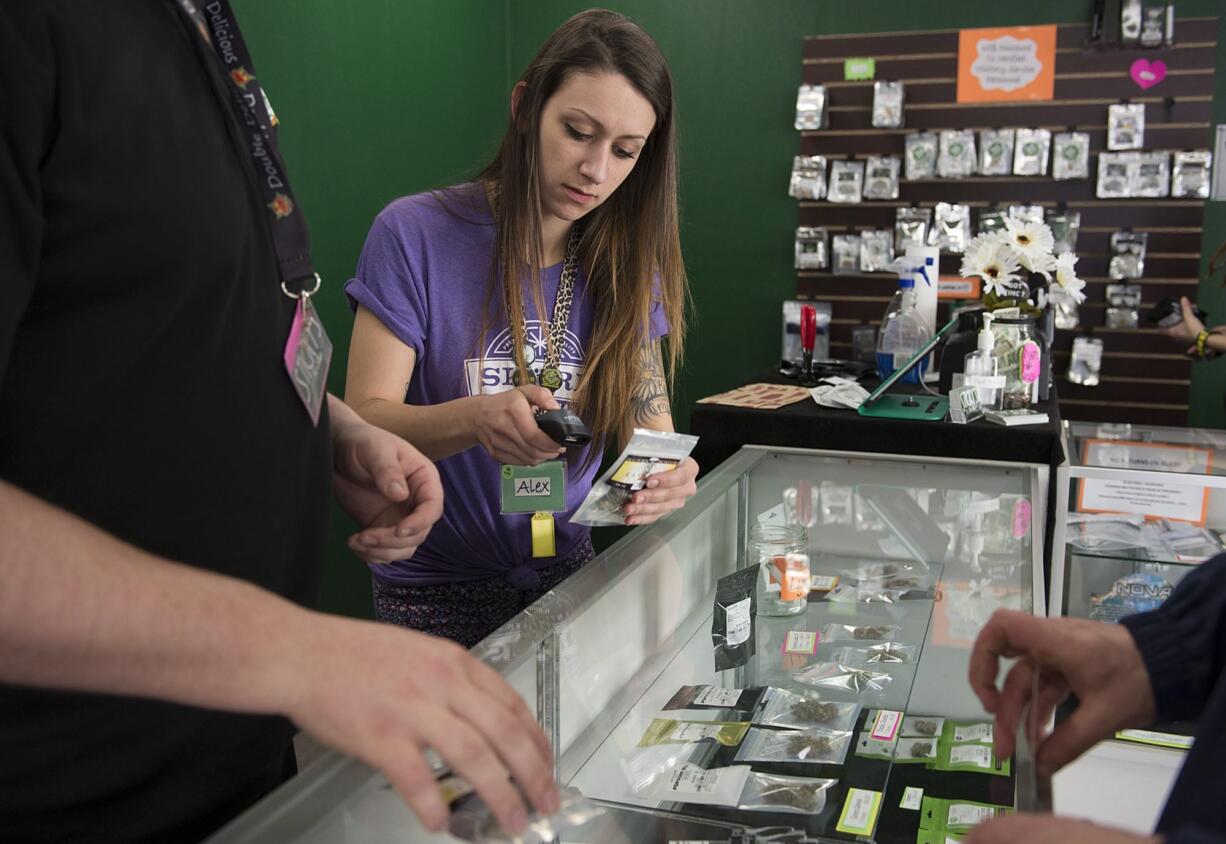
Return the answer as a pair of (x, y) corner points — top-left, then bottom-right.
(793, 662), (892, 693)
(901, 715), (945, 737)
(1052, 131), (1091, 180)
(1011, 129), (1051, 176)
(978, 129), (1014, 176)
(571, 429), (698, 526)
(1050, 283), (1080, 330)
(1048, 209), (1081, 253)
(795, 84), (828, 131)
(832, 234), (861, 275)
(754, 687), (861, 731)
(447, 781), (604, 844)
(1106, 283), (1142, 328)
(735, 727), (852, 766)
(859, 229), (894, 272)
(841, 559), (918, 583)
(1007, 204), (1044, 225)
(828, 160), (865, 203)
(832, 642), (920, 665)
(788, 155), (827, 200)
(863, 155), (901, 200)
(624, 746), (751, 808)
(895, 206), (931, 254)
(937, 130), (977, 178)
(928, 202), (971, 253)
(1108, 102), (1145, 150)
(737, 772), (837, 815)
(977, 207), (1007, 236)
(1131, 151), (1170, 197)
(904, 132), (938, 180)
(1172, 150), (1212, 198)
(1097, 151), (1135, 198)
(893, 736), (938, 762)
(664, 684), (756, 711)
(819, 623), (903, 642)
(1066, 514), (1147, 552)
(871, 81), (905, 128)
(638, 717), (752, 748)
(1067, 336), (1103, 386)
(1108, 231), (1147, 280)
(825, 583), (903, 604)
(795, 226), (829, 270)
(712, 566), (758, 671)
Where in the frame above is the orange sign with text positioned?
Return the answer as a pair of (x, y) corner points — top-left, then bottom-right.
(957, 25), (1057, 104)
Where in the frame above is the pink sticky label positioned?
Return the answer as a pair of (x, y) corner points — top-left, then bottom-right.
(1019, 341), (1041, 384)
(871, 710), (902, 741)
(1012, 499), (1032, 539)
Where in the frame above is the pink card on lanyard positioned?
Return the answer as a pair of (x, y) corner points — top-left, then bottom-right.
(284, 296), (332, 426)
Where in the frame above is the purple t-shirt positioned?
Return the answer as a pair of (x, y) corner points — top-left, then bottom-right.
(346, 183), (669, 586)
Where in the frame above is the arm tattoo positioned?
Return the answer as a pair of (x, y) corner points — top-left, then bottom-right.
(630, 342), (671, 427)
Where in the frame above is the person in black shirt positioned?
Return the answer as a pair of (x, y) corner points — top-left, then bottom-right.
(0, 2), (557, 840)
(967, 552), (1226, 843)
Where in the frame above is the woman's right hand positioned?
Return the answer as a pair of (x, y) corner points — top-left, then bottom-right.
(468, 386), (567, 466)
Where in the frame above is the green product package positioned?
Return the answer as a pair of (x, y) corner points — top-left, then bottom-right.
(926, 719), (1010, 776)
(638, 718), (751, 748)
(919, 796), (1011, 837)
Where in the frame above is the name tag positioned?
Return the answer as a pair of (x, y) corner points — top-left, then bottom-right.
(501, 461), (566, 514)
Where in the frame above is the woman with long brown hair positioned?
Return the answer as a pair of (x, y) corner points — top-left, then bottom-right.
(343, 9), (697, 646)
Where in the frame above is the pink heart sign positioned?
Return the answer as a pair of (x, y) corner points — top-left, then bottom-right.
(1130, 58), (1167, 90)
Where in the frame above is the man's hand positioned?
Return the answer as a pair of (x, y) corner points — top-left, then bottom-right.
(283, 613), (560, 835)
(622, 456), (699, 526)
(969, 609), (1155, 777)
(964, 814), (1161, 844)
(329, 396), (443, 564)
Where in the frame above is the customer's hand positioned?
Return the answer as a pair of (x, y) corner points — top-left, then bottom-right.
(622, 457), (699, 526)
(330, 399), (444, 564)
(965, 814), (1160, 844)
(968, 609), (1154, 777)
(469, 386), (567, 466)
(1165, 296), (1207, 348)
(283, 614), (559, 835)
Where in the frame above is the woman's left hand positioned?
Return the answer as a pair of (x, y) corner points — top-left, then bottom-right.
(622, 457), (699, 526)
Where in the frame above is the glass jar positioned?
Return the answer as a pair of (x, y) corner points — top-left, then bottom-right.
(990, 316), (1040, 410)
(748, 522), (809, 616)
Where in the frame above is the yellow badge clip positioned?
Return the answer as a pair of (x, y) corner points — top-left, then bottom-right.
(531, 512), (556, 558)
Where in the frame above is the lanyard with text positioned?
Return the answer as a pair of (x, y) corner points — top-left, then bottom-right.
(174, 0), (332, 425)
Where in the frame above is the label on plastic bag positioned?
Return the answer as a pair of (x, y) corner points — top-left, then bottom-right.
(809, 574), (839, 592)
(949, 745), (993, 768)
(901, 786), (924, 810)
(658, 764), (750, 807)
(953, 723), (994, 744)
(948, 802), (998, 827)
(726, 598), (751, 646)
(693, 687), (744, 708)
(783, 630), (819, 654)
(870, 710), (903, 741)
(836, 788), (882, 835)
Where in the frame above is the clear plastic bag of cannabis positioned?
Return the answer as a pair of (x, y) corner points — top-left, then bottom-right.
(894, 736), (938, 761)
(737, 772), (837, 815)
(928, 202), (971, 253)
(734, 727), (853, 766)
(1047, 209), (1081, 253)
(819, 622), (903, 642)
(832, 234), (862, 275)
(793, 662), (893, 693)
(901, 715), (945, 737)
(788, 154), (827, 200)
(831, 642), (920, 665)
(754, 688), (861, 732)
(447, 781), (605, 844)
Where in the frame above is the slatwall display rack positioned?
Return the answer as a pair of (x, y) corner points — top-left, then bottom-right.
(797, 17), (1217, 427)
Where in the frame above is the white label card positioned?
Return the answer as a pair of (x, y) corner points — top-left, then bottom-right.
(900, 786), (924, 810)
(953, 723), (994, 743)
(948, 803), (999, 827)
(693, 687), (743, 708)
(950, 744), (993, 768)
(673, 723), (725, 742)
(725, 598), (751, 647)
(783, 631), (819, 654)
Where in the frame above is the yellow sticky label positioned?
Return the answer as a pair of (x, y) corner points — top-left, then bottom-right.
(531, 511), (556, 558)
(837, 788), (882, 835)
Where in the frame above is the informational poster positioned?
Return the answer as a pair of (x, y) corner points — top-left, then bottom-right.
(956, 25), (1057, 103)
(1077, 439), (1214, 525)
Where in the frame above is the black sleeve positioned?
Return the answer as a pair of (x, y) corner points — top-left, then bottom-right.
(1121, 551), (1226, 723)
(1167, 827), (1226, 844)
(0, 3), (56, 385)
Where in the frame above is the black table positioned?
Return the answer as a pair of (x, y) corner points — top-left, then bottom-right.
(690, 371), (1066, 590)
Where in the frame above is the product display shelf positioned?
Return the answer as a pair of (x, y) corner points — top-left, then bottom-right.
(209, 446), (1045, 843)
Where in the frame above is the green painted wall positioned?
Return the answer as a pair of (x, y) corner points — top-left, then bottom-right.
(235, 1), (1225, 619)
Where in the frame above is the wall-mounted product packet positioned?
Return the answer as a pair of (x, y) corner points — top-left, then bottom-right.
(1106, 283), (1143, 328)
(1108, 102), (1145, 150)
(904, 132), (939, 180)
(1052, 131), (1091, 180)
(871, 80), (905, 128)
(937, 129), (977, 178)
(859, 229), (894, 272)
(1007, 204), (1044, 225)
(795, 84), (828, 130)
(1012, 128), (1051, 176)
(977, 207), (1007, 236)
(1047, 209), (1081, 253)
(737, 772), (837, 815)
(638, 718), (751, 748)
(1140, 5), (1166, 46)
(1108, 231), (1148, 279)
(793, 662), (892, 693)
(978, 129), (1014, 176)
(1067, 336), (1103, 386)
(1172, 150), (1212, 198)
(712, 566), (758, 671)
(1097, 151), (1135, 198)
(754, 687), (861, 732)
(863, 155), (901, 200)
(832, 234), (862, 275)
(788, 155), (827, 200)
(828, 160), (866, 203)
(1131, 151), (1171, 197)
(895, 206), (931, 254)
(928, 202), (971, 253)
(734, 727), (853, 766)
(795, 226), (829, 270)
(571, 429), (698, 526)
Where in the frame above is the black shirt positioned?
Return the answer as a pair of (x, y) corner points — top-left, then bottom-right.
(0, 2), (332, 840)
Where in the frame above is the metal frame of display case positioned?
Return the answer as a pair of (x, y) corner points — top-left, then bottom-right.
(208, 445), (1048, 844)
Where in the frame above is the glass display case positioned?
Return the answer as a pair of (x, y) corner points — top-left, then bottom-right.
(208, 446), (1046, 844)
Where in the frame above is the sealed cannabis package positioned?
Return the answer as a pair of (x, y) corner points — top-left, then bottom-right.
(754, 688), (861, 732)
(977, 207), (1007, 236)
(1141, 5), (1166, 46)
(1052, 131), (1091, 180)
(928, 202), (971, 253)
(572, 429), (698, 526)
(738, 772), (837, 815)
(831, 642), (920, 665)
(901, 715), (945, 737)
(819, 622), (903, 642)
(933, 740), (1010, 776)
(1067, 336), (1103, 386)
(735, 726), (852, 766)
(794, 84), (828, 130)
(859, 229), (894, 272)
(893, 736), (938, 762)
(949, 721), (994, 743)
(895, 206), (931, 254)
(1108, 102), (1145, 150)
(937, 129), (977, 178)
(1131, 151), (1171, 197)
(1108, 231), (1148, 279)
(446, 781), (604, 844)
(1097, 151), (1135, 198)
(664, 685), (756, 712)
(788, 155), (827, 200)
(828, 160), (865, 203)
(1047, 209), (1081, 253)
(871, 80), (905, 128)
(831, 234), (861, 275)
(825, 583), (902, 604)
(794, 226), (829, 270)
(978, 129), (1014, 176)
(793, 662), (892, 693)
(1011, 128), (1051, 176)
(712, 566), (757, 671)
(919, 796), (1012, 837)
(862, 155), (901, 200)
(1106, 283), (1143, 328)
(904, 132), (938, 180)
(1007, 204), (1044, 225)
(626, 751), (750, 808)
(1172, 150), (1213, 198)
(638, 718), (751, 748)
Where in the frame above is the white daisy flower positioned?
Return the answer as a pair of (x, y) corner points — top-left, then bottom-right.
(960, 238), (1022, 298)
(1002, 217), (1055, 273)
(1054, 251), (1086, 304)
